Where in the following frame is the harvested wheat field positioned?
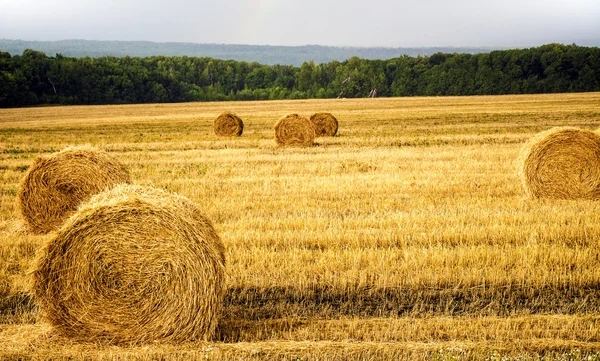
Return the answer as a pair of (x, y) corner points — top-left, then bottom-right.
(1, 93), (600, 360)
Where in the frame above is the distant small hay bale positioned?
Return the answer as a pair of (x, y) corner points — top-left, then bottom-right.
(310, 112), (338, 137)
(520, 127), (600, 199)
(31, 184), (226, 344)
(214, 111), (244, 136)
(274, 114), (316, 147)
(18, 145), (131, 234)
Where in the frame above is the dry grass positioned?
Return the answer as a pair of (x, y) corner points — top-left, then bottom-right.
(32, 184), (226, 344)
(1, 92), (600, 359)
(2, 322), (599, 360)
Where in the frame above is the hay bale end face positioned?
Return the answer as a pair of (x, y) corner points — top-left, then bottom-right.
(274, 114), (316, 147)
(214, 111), (244, 136)
(310, 112), (338, 137)
(32, 184), (226, 344)
(18, 145), (131, 234)
(520, 127), (600, 199)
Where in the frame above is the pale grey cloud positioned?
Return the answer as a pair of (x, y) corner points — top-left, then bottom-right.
(0, 0), (598, 47)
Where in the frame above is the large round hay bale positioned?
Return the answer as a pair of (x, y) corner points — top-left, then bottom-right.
(214, 111), (244, 136)
(18, 145), (131, 234)
(520, 127), (600, 199)
(273, 114), (315, 147)
(310, 112), (338, 137)
(32, 184), (226, 344)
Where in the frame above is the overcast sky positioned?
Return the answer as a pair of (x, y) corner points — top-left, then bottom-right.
(0, 0), (598, 47)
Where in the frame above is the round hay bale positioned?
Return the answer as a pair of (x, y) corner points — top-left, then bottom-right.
(31, 184), (226, 344)
(309, 112), (338, 137)
(520, 126), (600, 199)
(273, 114), (315, 147)
(18, 145), (131, 234)
(214, 111), (244, 136)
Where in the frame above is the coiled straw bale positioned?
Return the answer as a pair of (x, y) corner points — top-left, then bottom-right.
(214, 111), (244, 136)
(310, 112), (338, 137)
(18, 145), (131, 234)
(520, 126), (600, 199)
(273, 114), (316, 146)
(32, 184), (226, 344)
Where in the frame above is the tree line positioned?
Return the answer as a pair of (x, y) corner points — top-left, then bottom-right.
(0, 43), (599, 108)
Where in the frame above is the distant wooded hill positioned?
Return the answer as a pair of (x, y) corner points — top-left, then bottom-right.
(0, 39), (497, 66)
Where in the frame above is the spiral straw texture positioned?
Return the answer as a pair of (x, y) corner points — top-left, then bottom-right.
(214, 111), (244, 136)
(32, 184), (226, 344)
(18, 145), (131, 234)
(520, 127), (600, 199)
(273, 114), (316, 147)
(310, 112), (338, 137)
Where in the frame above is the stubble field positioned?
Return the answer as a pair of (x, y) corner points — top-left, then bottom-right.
(1, 93), (600, 360)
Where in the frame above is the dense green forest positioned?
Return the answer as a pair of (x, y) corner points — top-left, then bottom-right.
(0, 43), (599, 108)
